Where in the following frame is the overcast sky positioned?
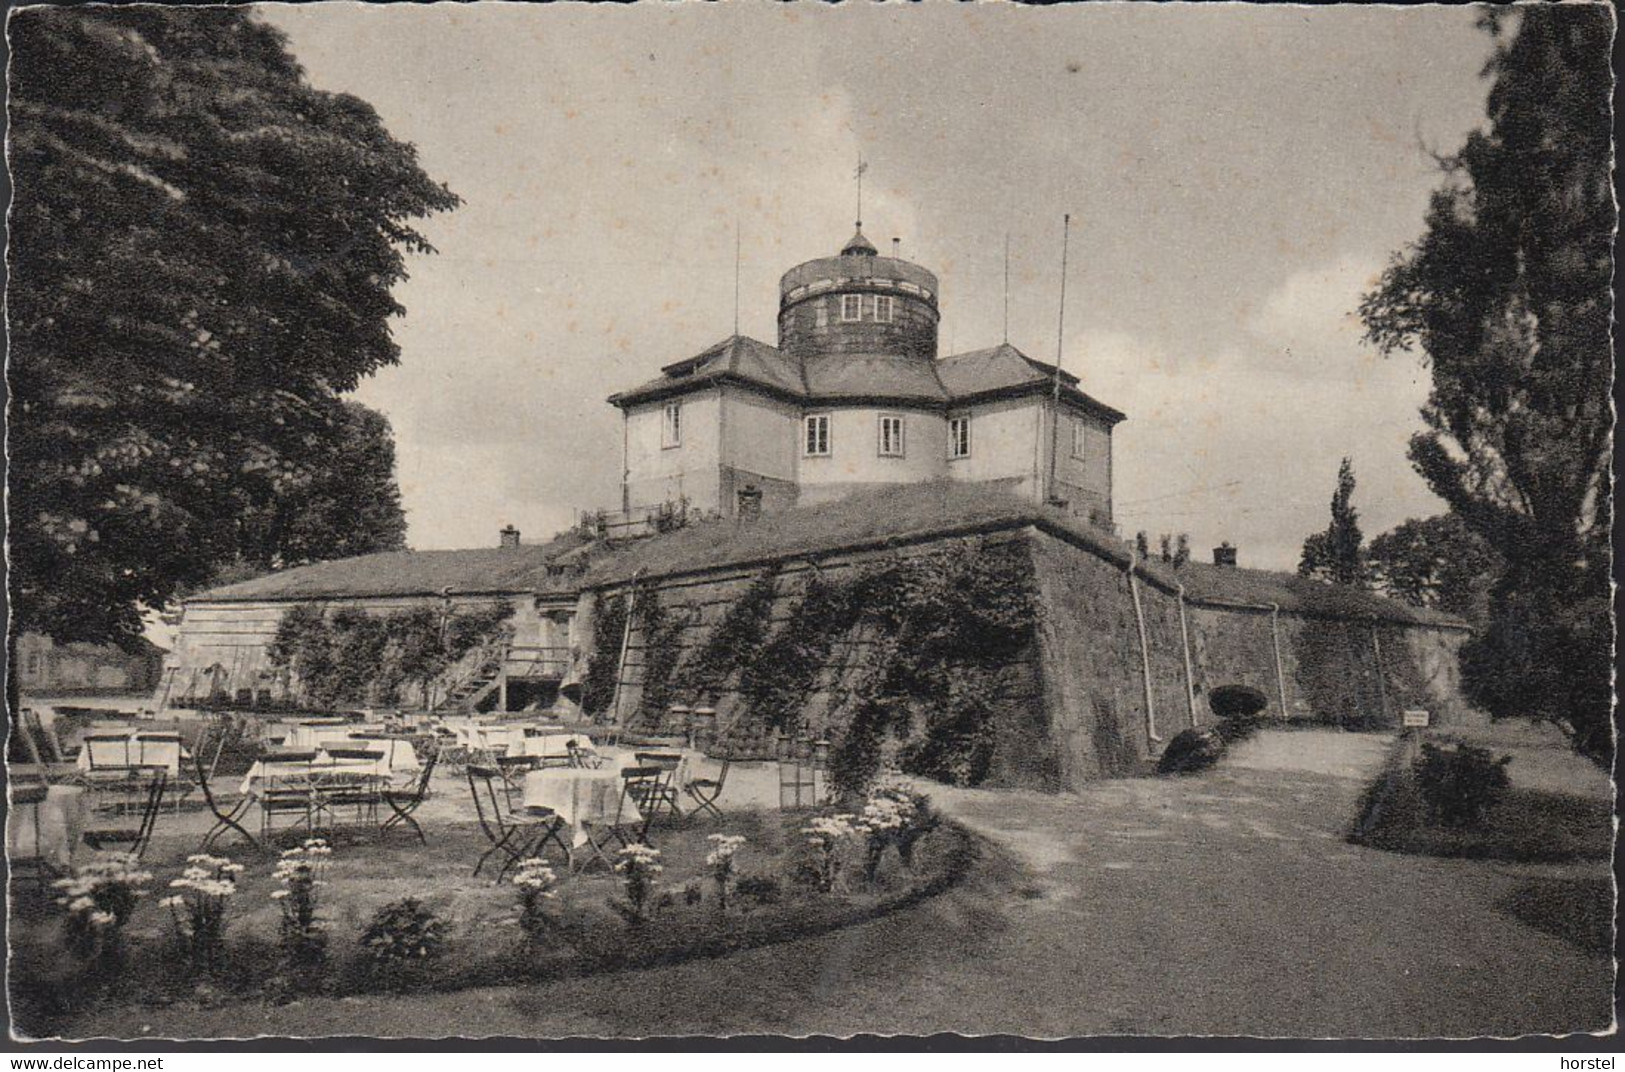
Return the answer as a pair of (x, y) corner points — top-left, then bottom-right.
(260, 1), (1497, 571)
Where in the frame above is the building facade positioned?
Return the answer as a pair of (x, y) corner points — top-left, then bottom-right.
(609, 227), (1125, 526)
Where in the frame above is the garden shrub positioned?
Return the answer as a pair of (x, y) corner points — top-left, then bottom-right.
(511, 858), (561, 948)
(1156, 727), (1227, 774)
(360, 898), (447, 971)
(680, 568), (779, 705)
(580, 589), (629, 719)
(735, 874), (782, 905)
(1414, 742), (1512, 827)
(609, 845), (664, 925)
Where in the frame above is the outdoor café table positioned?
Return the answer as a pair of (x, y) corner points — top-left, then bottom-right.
(521, 767), (638, 850)
(239, 749), (413, 797)
(74, 730), (186, 777)
(515, 733), (592, 767)
(8, 784), (89, 872)
(288, 722), (361, 751)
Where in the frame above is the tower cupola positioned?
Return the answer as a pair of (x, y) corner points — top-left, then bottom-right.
(777, 227), (940, 362)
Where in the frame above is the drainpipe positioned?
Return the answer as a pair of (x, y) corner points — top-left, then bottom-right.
(1127, 548), (1161, 744)
(1370, 619), (1390, 727)
(1268, 602), (1289, 720)
(1174, 580), (1198, 727)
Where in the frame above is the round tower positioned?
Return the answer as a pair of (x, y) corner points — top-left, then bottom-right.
(777, 227), (940, 361)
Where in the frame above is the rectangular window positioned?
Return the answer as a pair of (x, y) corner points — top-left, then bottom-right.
(878, 414), (905, 457)
(662, 402), (682, 448)
(804, 413), (830, 456)
(874, 295), (895, 323)
(814, 299), (828, 328)
(949, 416), (971, 459)
(1071, 417), (1088, 460)
(840, 294), (862, 322)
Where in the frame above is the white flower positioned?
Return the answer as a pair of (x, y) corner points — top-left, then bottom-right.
(68, 896), (95, 913)
(88, 911), (116, 927)
(269, 890), (290, 900)
(221, 863), (245, 874)
(158, 896), (184, 909)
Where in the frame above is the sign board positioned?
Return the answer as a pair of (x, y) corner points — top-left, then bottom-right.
(1402, 709), (1431, 728)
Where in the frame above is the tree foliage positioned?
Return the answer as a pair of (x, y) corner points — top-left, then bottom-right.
(1298, 457), (1367, 587)
(7, 7), (457, 646)
(1359, 6), (1613, 761)
(1367, 514), (1500, 624)
(267, 601), (512, 709)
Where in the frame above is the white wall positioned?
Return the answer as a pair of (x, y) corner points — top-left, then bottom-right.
(623, 391), (722, 515)
(796, 404), (948, 498)
(720, 387), (798, 483)
(947, 396), (1044, 499)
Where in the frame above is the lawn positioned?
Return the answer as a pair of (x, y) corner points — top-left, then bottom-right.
(9, 779), (972, 1040)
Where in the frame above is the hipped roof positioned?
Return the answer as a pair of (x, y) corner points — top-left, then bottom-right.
(608, 336), (1124, 421)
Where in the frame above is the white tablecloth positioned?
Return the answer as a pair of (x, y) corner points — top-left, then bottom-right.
(8, 785), (89, 870)
(240, 746), (417, 795)
(75, 732), (184, 776)
(522, 768), (638, 846)
(288, 724), (361, 751)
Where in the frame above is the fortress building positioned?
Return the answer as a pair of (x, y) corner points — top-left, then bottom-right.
(608, 226), (1124, 525)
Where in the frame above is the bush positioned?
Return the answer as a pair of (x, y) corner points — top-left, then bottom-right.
(1156, 727), (1227, 774)
(735, 874), (782, 905)
(360, 898), (447, 964)
(1414, 742), (1512, 827)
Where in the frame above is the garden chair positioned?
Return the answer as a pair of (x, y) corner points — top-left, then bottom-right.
(8, 784), (52, 889)
(194, 744), (258, 853)
(257, 750), (320, 840)
(82, 769), (167, 860)
(684, 756), (732, 819)
(633, 751), (685, 824)
(380, 748), (440, 844)
(318, 747), (387, 828)
(465, 764), (566, 880)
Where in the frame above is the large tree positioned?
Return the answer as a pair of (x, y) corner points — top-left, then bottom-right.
(1298, 457), (1368, 587)
(1366, 514), (1499, 625)
(1360, 6), (1613, 760)
(8, 7), (457, 648)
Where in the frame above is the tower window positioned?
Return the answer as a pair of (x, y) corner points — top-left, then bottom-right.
(874, 295), (895, 323)
(804, 413), (831, 456)
(878, 414), (905, 457)
(1071, 417), (1088, 460)
(662, 402), (682, 449)
(840, 294), (862, 322)
(814, 299), (828, 328)
(949, 415), (971, 459)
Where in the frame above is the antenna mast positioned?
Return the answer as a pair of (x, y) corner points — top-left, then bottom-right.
(855, 155), (868, 229)
(1003, 232), (1011, 344)
(733, 218), (741, 336)
(1047, 213), (1071, 505)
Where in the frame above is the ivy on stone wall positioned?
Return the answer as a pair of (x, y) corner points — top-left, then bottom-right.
(738, 569), (861, 733)
(579, 590), (628, 720)
(677, 566), (780, 704)
(631, 589), (687, 729)
(267, 600), (514, 710)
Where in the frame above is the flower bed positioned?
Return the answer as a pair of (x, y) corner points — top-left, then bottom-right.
(9, 779), (975, 1038)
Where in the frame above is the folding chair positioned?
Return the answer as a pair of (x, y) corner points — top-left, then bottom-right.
(466, 765), (566, 880)
(614, 765), (666, 847)
(571, 767), (658, 873)
(381, 748), (439, 844)
(195, 744), (258, 853)
(257, 751), (319, 840)
(82, 770), (167, 860)
(318, 748), (387, 828)
(9, 784), (53, 888)
(684, 756), (732, 819)
(633, 752), (685, 825)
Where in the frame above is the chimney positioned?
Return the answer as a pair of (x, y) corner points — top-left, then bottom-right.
(1213, 541), (1237, 568)
(499, 524), (521, 549)
(736, 485), (763, 522)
